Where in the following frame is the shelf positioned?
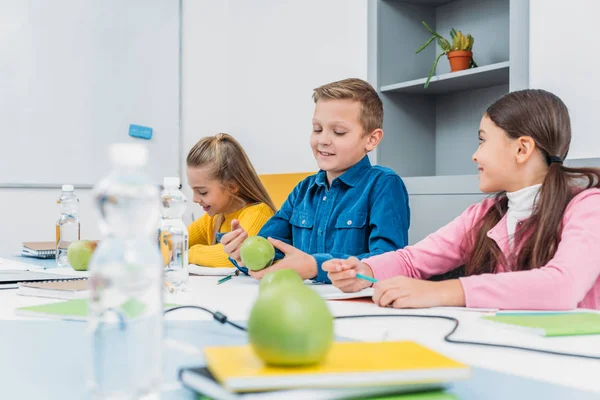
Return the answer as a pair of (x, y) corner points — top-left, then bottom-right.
(380, 61), (509, 95)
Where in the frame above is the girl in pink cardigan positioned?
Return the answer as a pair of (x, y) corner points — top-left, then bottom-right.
(323, 89), (600, 310)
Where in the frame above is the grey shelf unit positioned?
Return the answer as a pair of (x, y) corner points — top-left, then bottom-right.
(370, 0), (529, 180)
(367, 0), (529, 243)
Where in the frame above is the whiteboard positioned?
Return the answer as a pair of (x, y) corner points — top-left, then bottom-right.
(0, 0), (181, 187)
(529, 0), (600, 160)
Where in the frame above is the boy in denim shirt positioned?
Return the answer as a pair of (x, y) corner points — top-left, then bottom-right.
(222, 78), (410, 283)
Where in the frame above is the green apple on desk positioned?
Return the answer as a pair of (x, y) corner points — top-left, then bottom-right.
(248, 269), (333, 367)
(67, 240), (98, 271)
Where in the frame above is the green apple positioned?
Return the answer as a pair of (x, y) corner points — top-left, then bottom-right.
(240, 236), (275, 271)
(67, 240), (98, 271)
(248, 284), (333, 366)
(259, 269), (304, 293)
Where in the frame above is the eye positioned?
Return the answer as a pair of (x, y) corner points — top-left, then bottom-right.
(313, 128), (322, 133)
(197, 190), (207, 196)
(478, 136), (484, 144)
(334, 131), (346, 136)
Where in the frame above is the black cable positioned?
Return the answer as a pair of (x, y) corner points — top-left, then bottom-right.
(164, 305), (247, 331)
(335, 314), (600, 361)
(164, 306), (600, 360)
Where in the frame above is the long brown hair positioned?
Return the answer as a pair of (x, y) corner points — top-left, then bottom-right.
(466, 89), (600, 275)
(187, 133), (277, 241)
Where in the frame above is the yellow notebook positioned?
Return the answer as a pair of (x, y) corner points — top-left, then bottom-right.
(204, 341), (470, 392)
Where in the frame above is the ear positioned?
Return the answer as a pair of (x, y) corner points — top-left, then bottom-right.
(515, 136), (537, 165)
(223, 180), (239, 194)
(365, 128), (384, 152)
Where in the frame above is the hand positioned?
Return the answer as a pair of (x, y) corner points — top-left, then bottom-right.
(322, 257), (374, 293)
(220, 219), (247, 266)
(372, 277), (465, 309)
(248, 238), (318, 280)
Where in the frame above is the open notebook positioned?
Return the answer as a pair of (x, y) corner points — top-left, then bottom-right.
(188, 264), (238, 276)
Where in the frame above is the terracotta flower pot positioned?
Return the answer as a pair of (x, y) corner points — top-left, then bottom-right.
(447, 50), (472, 72)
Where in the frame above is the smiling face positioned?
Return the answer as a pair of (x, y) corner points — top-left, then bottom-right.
(310, 99), (379, 183)
(472, 115), (523, 193)
(186, 166), (237, 217)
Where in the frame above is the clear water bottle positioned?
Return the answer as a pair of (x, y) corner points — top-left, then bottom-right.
(56, 184), (80, 267)
(87, 143), (163, 399)
(159, 176), (189, 293)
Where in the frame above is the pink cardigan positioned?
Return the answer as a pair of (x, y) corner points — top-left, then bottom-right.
(363, 188), (600, 310)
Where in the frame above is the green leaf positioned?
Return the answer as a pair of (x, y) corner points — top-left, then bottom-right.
(437, 37), (451, 52)
(450, 28), (457, 39)
(424, 52), (446, 89)
(421, 21), (444, 39)
(416, 35), (436, 54)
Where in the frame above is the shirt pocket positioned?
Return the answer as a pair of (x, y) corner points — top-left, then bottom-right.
(334, 211), (368, 252)
(290, 210), (315, 250)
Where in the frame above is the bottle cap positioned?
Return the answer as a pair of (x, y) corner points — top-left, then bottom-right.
(62, 184), (74, 192)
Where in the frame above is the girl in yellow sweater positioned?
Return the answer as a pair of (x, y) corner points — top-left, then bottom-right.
(186, 133), (276, 267)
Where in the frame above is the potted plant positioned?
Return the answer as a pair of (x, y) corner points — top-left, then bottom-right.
(416, 21), (478, 88)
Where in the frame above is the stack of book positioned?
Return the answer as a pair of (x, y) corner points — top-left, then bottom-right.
(178, 341), (470, 400)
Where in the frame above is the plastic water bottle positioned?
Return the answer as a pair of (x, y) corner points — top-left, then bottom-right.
(159, 177), (189, 293)
(87, 143), (163, 399)
(56, 184), (80, 267)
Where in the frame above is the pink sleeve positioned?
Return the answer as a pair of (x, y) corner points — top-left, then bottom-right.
(459, 190), (600, 310)
(363, 200), (495, 281)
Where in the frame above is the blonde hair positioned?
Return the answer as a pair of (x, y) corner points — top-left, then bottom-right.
(187, 134), (277, 242)
(312, 78), (383, 134)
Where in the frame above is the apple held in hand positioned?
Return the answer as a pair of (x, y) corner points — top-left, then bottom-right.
(240, 236), (275, 271)
(248, 282), (334, 366)
(67, 240), (98, 271)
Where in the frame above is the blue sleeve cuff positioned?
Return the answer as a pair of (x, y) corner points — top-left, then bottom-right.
(229, 257), (249, 276)
(312, 254), (333, 284)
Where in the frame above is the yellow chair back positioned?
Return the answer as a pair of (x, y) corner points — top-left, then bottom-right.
(259, 172), (316, 210)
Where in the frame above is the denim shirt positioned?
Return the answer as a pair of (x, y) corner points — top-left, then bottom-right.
(234, 156), (410, 283)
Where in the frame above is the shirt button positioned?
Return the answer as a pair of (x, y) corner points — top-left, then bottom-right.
(323, 196), (327, 201)
(301, 220), (306, 225)
(347, 220), (352, 226)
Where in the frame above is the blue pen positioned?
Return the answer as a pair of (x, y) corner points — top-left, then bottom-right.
(356, 273), (378, 283)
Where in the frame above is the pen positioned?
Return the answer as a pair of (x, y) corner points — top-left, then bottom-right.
(356, 273), (378, 284)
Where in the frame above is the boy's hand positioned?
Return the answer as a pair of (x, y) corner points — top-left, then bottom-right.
(221, 219), (247, 266)
(323, 257), (374, 293)
(248, 238), (318, 280)
(372, 277), (465, 309)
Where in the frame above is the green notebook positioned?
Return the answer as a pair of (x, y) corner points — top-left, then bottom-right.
(16, 299), (178, 321)
(481, 312), (600, 337)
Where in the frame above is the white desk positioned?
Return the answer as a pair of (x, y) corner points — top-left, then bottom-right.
(1, 272), (600, 394)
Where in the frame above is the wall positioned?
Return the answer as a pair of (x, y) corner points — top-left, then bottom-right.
(0, 0), (368, 248)
(180, 0), (368, 220)
(529, 0), (600, 159)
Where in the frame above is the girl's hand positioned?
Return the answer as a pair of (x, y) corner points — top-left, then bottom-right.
(372, 277), (465, 309)
(221, 219), (247, 265)
(322, 257), (374, 293)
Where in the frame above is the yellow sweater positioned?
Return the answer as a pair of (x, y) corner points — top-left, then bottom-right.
(188, 203), (275, 267)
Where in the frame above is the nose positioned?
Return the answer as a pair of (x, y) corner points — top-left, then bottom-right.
(318, 132), (332, 146)
(472, 149), (478, 163)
